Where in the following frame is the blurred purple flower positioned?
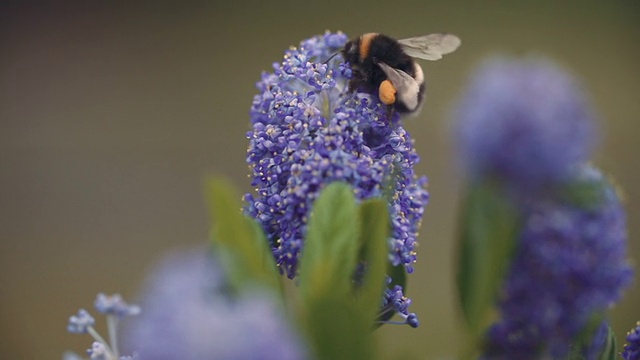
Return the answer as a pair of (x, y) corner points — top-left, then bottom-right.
(67, 309), (95, 334)
(122, 247), (306, 360)
(87, 342), (108, 360)
(454, 56), (597, 188)
(623, 321), (640, 360)
(483, 166), (633, 359)
(245, 31), (427, 323)
(94, 293), (140, 318)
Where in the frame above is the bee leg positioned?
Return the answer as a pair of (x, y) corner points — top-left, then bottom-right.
(348, 71), (367, 92)
(386, 106), (396, 121)
(348, 80), (359, 92)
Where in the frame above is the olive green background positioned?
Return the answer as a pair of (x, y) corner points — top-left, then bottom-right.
(1, 1), (638, 358)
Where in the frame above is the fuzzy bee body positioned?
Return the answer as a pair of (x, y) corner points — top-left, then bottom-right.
(340, 32), (460, 115)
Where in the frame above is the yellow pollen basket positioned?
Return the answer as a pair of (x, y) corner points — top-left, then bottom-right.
(379, 80), (396, 105)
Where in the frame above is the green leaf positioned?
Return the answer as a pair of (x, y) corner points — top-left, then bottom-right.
(566, 320), (617, 360)
(456, 179), (521, 334)
(357, 199), (391, 322)
(387, 262), (407, 292)
(305, 296), (376, 360)
(598, 325), (617, 360)
(297, 183), (382, 360)
(205, 178), (281, 294)
(298, 182), (360, 302)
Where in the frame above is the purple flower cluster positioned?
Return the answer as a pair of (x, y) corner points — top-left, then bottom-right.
(623, 321), (640, 360)
(245, 31), (428, 285)
(381, 282), (419, 328)
(454, 57), (597, 189)
(483, 166), (633, 358)
(122, 247), (306, 360)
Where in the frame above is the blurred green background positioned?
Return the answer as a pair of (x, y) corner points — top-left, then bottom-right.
(1, 1), (638, 358)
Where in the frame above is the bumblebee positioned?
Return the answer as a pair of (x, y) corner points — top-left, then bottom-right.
(340, 33), (460, 114)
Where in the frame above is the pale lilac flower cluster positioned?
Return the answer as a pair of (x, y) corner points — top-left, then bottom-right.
(245, 32), (428, 323)
(94, 294), (141, 318)
(65, 293), (139, 360)
(122, 248), (306, 360)
(67, 309), (95, 334)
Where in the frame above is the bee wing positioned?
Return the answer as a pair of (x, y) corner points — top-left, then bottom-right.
(376, 61), (421, 110)
(397, 33), (461, 61)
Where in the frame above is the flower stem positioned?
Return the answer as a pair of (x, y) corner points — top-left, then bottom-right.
(107, 315), (119, 358)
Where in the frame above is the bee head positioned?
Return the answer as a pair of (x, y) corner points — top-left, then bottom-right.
(342, 39), (362, 66)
